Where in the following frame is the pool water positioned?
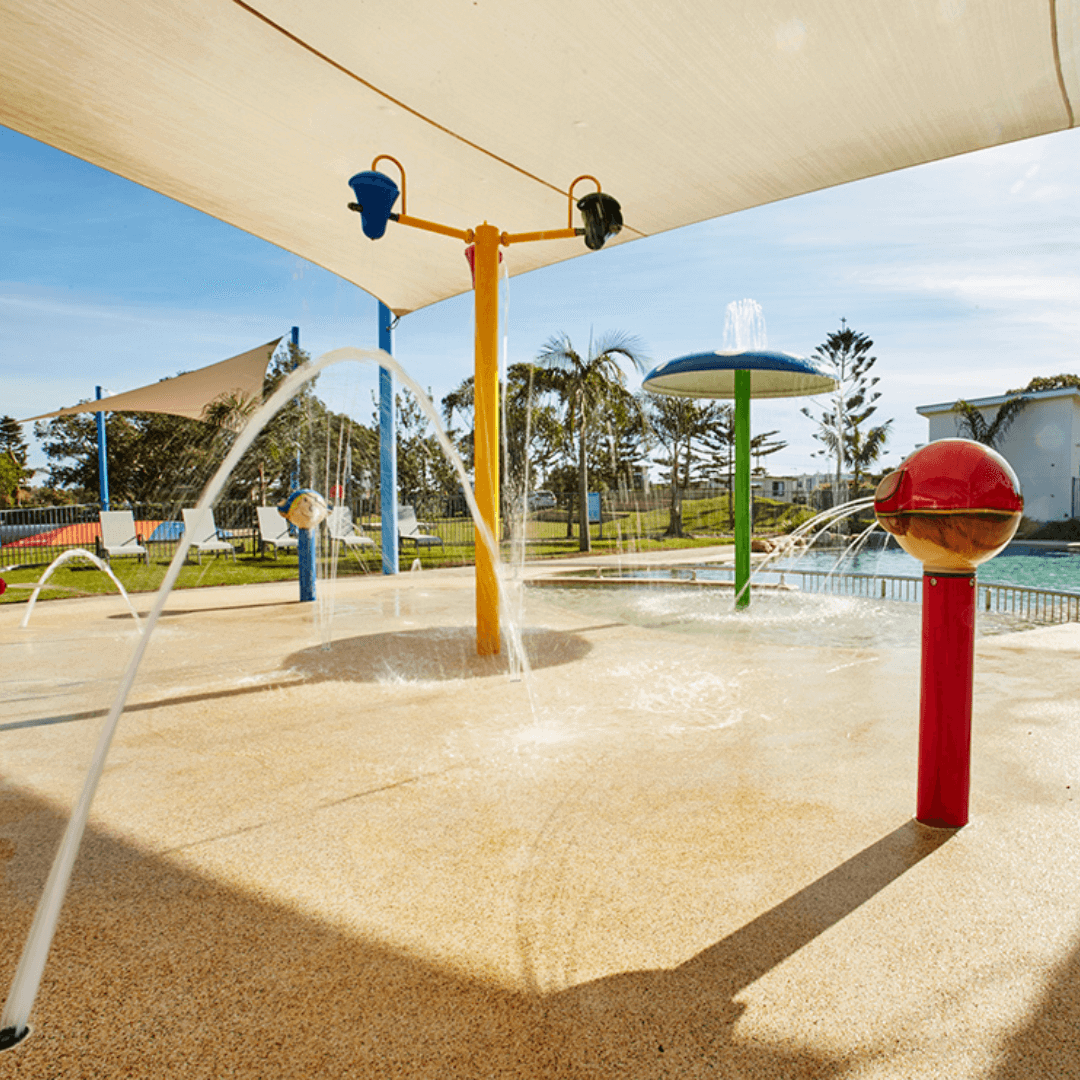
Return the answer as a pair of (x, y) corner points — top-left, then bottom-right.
(769, 541), (1080, 593)
(541, 539), (1077, 647)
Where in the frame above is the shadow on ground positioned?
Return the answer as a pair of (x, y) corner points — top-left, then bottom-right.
(3, 785), (1053, 1079)
(3, 626), (596, 733)
(284, 625), (594, 683)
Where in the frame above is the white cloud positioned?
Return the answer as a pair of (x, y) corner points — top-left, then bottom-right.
(856, 266), (1080, 307)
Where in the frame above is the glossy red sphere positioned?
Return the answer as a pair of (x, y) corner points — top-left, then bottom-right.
(874, 439), (1023, 572)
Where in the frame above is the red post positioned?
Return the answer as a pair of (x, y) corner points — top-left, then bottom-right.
(917, 572), (976, 827)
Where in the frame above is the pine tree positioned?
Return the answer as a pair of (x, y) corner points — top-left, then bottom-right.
(801, 321), (892, 503)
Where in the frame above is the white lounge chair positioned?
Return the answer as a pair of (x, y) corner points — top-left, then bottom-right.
(182, 507), (237, 563)
(397, 504), (443, 548)
(99, 510), (150, 564)
(256, 506), (298, 557)
(326, 506), (376, 564)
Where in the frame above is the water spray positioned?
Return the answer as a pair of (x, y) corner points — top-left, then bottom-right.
(0, 346), (533, 1049)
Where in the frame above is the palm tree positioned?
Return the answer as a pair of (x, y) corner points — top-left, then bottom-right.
(845, 419), (893, 496)
(535, 331), (648, 551)
(953, 396), (1027, 448)
(201, 390), (259, 434)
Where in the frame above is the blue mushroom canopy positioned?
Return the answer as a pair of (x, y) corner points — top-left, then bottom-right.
(642, 349), (835, 399)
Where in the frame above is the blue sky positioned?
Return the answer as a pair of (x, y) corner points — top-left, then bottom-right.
(4, 122), (1080, 480)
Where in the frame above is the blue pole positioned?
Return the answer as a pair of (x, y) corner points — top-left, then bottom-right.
(292, 325), (317, 603)
(298, 527), (317, 602)
(378, 302), (399, 575)
(95, 386), (109, 512)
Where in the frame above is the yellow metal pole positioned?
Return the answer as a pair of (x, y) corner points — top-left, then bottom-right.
(473, 223), (501, 655)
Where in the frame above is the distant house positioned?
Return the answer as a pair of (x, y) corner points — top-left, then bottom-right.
(758, 473), (842, 504)
(916, 387), (1080, 522)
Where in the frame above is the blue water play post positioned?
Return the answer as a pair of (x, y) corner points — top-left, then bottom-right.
(378, 301), (399, 575)
(95, 386), (109, 512)
(298, 527), (316, 601)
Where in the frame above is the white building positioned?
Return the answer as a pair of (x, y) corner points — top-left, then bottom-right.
(759, 473), (842, 504)
(916, 387), (1080, 522)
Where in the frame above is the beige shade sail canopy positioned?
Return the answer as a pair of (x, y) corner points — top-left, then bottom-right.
(1, 1), (1077, 317)
(23, 339), (282, 423)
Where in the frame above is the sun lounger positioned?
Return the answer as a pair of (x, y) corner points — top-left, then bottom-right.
(256, 506), (298, 557)
(326, 506), (376, 564)
(182, 507), (238, 563)
(397, 504), (443, 548)
(98, 510), (150, 564)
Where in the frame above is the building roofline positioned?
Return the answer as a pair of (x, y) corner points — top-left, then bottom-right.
(916, 385), (1080, 416)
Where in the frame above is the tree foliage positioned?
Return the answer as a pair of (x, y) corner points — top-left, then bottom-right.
(951, 396), (1027, 449)
(0, 416), (32, 506)
(393, 385), (458, 511)
(646, 395), (725, 536)
(1007, 373), (1080, 394)
(801, 321), (892, 500)
(534, 331), (648, 551)
(34, 409), (221, 505)
(953, 373), (1080, 450)
(442, 363), (565, 520)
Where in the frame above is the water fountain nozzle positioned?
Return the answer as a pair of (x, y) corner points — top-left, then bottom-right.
(347, 169), (401, 240)
(576, 191), (622, 250)
(0, 1025), (29, 1052)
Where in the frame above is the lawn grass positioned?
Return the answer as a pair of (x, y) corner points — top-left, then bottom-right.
(0, 535), (735, 604)
(515, 495), (815, 542)
(0, 495), (813, 605)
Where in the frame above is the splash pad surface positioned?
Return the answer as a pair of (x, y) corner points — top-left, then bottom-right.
(2, 556), (1080, 1077)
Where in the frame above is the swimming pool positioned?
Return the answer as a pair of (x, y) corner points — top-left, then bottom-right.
(769, 541), (1080, 592)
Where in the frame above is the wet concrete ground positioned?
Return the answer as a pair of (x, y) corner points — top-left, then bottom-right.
(2, 553), (1079, 1077)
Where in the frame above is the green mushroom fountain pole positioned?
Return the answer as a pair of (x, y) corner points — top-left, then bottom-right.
(643, 349), (836, 608)
(733, 369), (751, 608)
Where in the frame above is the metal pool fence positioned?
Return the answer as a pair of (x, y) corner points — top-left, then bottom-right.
(764, 568), (1080, 626)
(599, 566), (1079, 627)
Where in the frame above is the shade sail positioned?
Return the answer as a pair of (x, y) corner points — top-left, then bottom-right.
(23, 339), (281, 423)
(1, 1), (1077, 316)
(643, 350), (836, 399)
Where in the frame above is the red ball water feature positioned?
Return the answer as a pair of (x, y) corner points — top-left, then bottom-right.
(874, 439), (1023, 828)
(874, 439), (1023, 572)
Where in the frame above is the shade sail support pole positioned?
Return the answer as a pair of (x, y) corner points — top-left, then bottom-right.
(378, 302), (399, 575)
(474, 223), (501, 656)
(95, 387), (109, 512)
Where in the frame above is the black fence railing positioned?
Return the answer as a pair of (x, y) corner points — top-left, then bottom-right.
(0, 500), (477, 569)
(0, 502), (263, 569)
(2, 488), (816, 571)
